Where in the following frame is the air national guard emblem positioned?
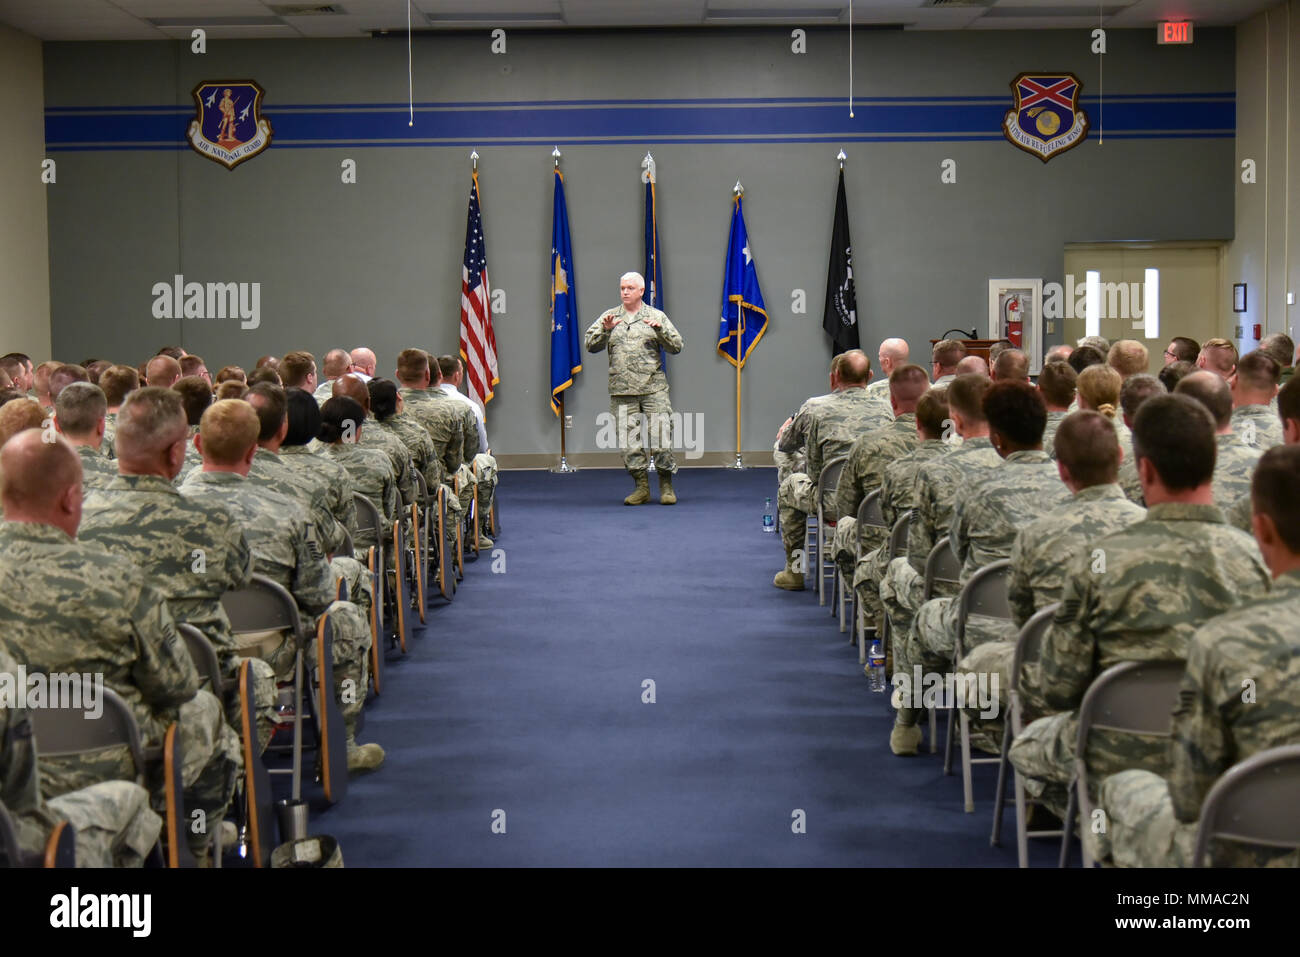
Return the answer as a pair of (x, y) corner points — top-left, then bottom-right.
(1002, 73), (1088, 162)
(187, 81), (273, 170)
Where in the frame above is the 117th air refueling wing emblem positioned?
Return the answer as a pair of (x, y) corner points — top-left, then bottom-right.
(1003, 72), (1089, 162)
(187, 81), (273, 170)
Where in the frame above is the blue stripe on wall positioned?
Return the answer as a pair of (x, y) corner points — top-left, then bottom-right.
(45, 94), (1235, 150)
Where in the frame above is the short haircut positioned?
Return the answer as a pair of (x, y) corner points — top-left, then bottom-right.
(1037, 360), (1077, 408)
(0, 431), (81, 512)
(331, 373), (370, 410)
(1054, 410), (1121, 487)
(245, 383), (287, 443)
(983, 380), (1047, 447)
(437, 354), (460, 380)
(84, 359), (111, 385)
(955, 355), (989, 377)
(888, 364), (931, 405)
(1045, 344), (1073, 364)
(1166, 336), (1200, 364)
(1175, 371), (1233, 429)
(1258, 333), (1295, 370)
(255, 355), (280, 370)
(1133, 393), (1217, 491)
(1200, 338), (1238, 375)
(54, 381), (107, 436)
(1077, 364), (1122, 419)
(247, 366), (282, 387)
(396, 348), (429, 385)
(214, 365), (246, 384)
(98, 365), (139, 406)
(0, 356), (23, 382)
(1068, 345), (1106, 374)
(1077, 335), (1111, 354)
(1, 352), (31, 365)
(620, 271), (646, 289)
(1252, 445), (1300, 552)
(837, 349), (871, 385)
(320, 396), (366, 444)
(48, 363), (89, 401)
(1236, 350), (1281, 393)
(369, 378), (400, 421)
(947, 373), (992, 424)
(280, 350), (316, 389)
(992, 348), (1029, 381)
(1107, 340), (1149, 378)
(179, 354), (207, 378)
(1159, 360), (1195, 392)
(116, 386), (187, 458)
(916, 388), (949, 439)
(322, 348), (352, 378)
(283, 388), (320, 446)
(0, 390), (28, 408)
(1120, 373), (1165, 421)
(145, 354), (182, 387)
(987, 339), (1016, 366)
(199, 399), (260, 466)
(215, 380), (248, 401)
(0, 399), (47, 449)
(155, 345), (185, 360)
(32, 360), (60, 396)
(932, 339), (967, 371)
(172, 375), (213, 426)
(1280, 376), (1300, 426)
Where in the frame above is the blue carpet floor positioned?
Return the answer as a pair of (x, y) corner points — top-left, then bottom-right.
(314, 467), (1061, 866)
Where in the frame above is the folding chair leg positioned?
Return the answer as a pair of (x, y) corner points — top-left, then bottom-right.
(990, 722), (1012, 846)
(857, 604), (866, 666)
(290, 649), (304, 802)
(943, 704), (956, 775)
(1058, 784), (1077, 867)
(1014, 769), (1030, 867)
(959, 710), (975, 813)
(928, 707), (938, 754)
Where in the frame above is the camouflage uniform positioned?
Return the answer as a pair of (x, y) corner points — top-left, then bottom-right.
(174, 425), (202, 486)
(1116, 456), (1144, 507)
(312, 379), (337, 406)
(1226, 492), (1252, 534)
(1231, 404), (1284, 451)
(774, 391), (836, 486)
(879, 436), (1001, 638)
(1041, 410), (1068, 460)
(102, 411), (117, 460)
(76, 444), (117, 492)
(0, 522), (239, 856)
(583, 304), (685, 474)
(440, 385), (499, 539)
(776, 389), (892, 562)
(378, 411), (465, 555)
(957, 484), (1144, 714)
(1211, 433), (1263, 513)
(1099, 568), (1300, 867)
(180, 471), (372, 743)
(896, 451), (1071, 726)
(1008, 504), (1270, 821)
(1, 645), (161, 867)
(852, 438), (949, 632)
(324, 442), (399, 551)
(359, 414), (417, 512)
(830, 413), (918, 583)
(400, 386), (473, 518)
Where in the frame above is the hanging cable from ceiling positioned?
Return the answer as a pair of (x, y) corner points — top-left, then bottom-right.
(407, 0), (414, 127)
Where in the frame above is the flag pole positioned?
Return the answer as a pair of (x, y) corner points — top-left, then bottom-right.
(644, 152), (656, 476)
(729, 180), (746, 470)
(550, 145), (577, 475)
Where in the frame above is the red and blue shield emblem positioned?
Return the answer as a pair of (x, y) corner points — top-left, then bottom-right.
(1003, 73), (1088, 162)
(187, 81), (273, 170)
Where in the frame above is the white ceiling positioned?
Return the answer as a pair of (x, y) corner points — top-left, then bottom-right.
(0, 0), (1278, 41)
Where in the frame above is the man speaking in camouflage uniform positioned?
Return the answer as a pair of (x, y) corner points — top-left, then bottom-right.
(584, 271), (684, 505)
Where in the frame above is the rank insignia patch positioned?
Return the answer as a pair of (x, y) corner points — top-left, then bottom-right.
(1002, 73), (1089, 162)
(187, 81), (273, 170)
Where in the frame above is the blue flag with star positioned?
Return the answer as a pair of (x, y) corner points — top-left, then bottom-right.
(550, 168), (581, 416)
(718, 194), (768, 368)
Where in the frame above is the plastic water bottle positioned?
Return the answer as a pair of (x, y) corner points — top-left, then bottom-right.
(869, 640), (886, 692)
(762, 497), (775, 533)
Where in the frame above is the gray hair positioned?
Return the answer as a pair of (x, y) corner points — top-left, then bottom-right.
(115, 386), (186, 458)
(620, 271), (645, 290)
(54, 382), (107, 437)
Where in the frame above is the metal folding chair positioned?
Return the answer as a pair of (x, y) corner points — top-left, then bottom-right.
(814, 456), (847, 605)
(1192, 744), (1300, 867)
(1061, 659), (1185, 867)
(873, 509), (913, 669)
(848, 490), (887, 649)
(944, 559), (1012, 813)
(921, 536), (961, 753)
(0, 802), (74, 869)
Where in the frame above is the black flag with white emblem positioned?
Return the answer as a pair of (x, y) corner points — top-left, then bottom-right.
(822, 168), (859, 356)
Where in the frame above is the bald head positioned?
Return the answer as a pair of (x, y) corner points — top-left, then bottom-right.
(114, 386), (188, 475)
(992, 348), (1029, 382)
(322, 349), (352, 379)
(837, 349), (871, 387)
(332, 373), (371, 411)
(350, 348), (377, 377)
(145, 354), (183, 388)
(1176, 370), (1234, 430)
(878, 338), (910, 377)
(0, 430), (82, 536)
(955, 355), (989, 377)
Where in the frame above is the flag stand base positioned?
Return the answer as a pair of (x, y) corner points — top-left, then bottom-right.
(727, 454), (747, 471)
(550, 457), (579, 474)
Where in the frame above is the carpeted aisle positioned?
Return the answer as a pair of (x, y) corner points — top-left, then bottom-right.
(317, 467), (1057, 866)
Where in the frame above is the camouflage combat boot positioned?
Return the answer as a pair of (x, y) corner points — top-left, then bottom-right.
(890, 719), (922, 756)
(346, 730), (385, 774)
(658, 470), (676, 505)
(624, 471), (651, 505)
(772, 551), (804, 590)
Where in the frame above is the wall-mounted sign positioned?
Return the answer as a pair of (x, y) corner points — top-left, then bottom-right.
(187, 81), (273, 170)
(1002, 72), (1089, 163)
(1157, 21), (1193, 45)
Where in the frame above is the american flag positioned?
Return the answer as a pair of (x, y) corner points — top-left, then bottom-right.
(459, 170), (499, 413)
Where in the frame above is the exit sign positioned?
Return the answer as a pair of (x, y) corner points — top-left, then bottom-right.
(1157, 21), (1194, 44)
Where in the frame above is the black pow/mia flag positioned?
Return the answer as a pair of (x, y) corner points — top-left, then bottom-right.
(822, 168), (859, 356)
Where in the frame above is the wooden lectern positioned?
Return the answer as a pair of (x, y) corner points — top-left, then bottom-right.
(930, 338), (1000, 364)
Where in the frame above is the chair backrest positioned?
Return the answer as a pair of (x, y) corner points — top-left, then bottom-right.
(29, 680), (147, 781)
(958, 559), (1012, 620)
(886, 509), (912, 562)
(220, 573), (304, 639)
(1075, 660), (1186, 743)
(178, 623), (223, 697)
(856, 489), (886, 531)
(336, 525), (355, 559)
(817, 456), (848, 516)
(1193, 744), (1300, 867)
(922, 536), (962, 598)
(412, 468), (430, 505)
(1009, 602), (1060, 693)
(353, 492), (381, 539)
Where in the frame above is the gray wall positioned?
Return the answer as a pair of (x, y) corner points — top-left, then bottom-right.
(44, 26), (1235, 458)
